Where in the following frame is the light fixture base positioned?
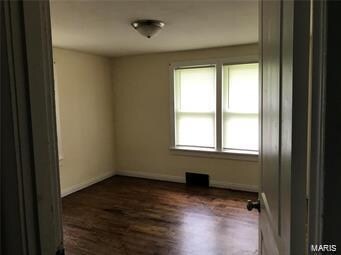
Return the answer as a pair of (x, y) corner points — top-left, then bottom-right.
(131, 19), (165, 38)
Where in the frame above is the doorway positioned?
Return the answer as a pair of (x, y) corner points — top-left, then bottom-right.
(49, 1), (261, 254)
(1, 0), (319, 254)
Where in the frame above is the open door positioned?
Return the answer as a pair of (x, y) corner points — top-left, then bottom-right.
(250, 0), (311, 254)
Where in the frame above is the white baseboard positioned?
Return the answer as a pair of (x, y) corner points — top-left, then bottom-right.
(61, 171), (115, 197)
(116, 170), (258, 192)
(116, 170), (185, 184)
(209, 180), (258, 192)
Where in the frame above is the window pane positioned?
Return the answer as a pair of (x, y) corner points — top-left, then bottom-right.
(176, 113), (215, 148)
(222, 63), (259, 151)
(175, 66), (215, 112)
(174, 66), (216, 148)
(223, 63), (258, 113)
(223, 114), (258, 151)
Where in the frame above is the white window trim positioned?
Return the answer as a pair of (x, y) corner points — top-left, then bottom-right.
(169, 55), (259, 161)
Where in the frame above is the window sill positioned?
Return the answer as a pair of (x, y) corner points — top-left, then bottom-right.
(169, 146), (259, 162)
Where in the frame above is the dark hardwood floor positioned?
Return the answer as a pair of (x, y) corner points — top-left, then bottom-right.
(62, 176), (258, 255)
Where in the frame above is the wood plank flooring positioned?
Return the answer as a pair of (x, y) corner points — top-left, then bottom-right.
(62, 176), (258, 255)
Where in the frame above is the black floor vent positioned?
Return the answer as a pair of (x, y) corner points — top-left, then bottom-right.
(186, 172), (209, 187)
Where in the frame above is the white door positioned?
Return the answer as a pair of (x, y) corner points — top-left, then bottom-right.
(259, 1), (282, 254)
(254, 0), (311, 254)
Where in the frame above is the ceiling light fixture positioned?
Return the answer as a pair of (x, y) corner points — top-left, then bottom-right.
(131, 20), (165, 38)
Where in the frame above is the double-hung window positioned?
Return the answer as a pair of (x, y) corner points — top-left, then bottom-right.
(171, 58), (259, 157)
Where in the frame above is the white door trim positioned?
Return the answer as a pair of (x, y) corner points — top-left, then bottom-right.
(2, 0), (63, 254)
(23, 1), (63, 253)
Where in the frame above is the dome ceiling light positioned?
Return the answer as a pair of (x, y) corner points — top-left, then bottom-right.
(131, 20), (165, 38)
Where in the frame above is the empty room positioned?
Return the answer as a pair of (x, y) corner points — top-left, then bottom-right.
(51, 1), (260, 254)
(4, 0), (334, 254)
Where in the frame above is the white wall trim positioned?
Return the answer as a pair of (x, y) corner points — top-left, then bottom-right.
(61, 171), (115, 197)
(116, 170), (258, 192)
(170, 146), (259, 162)
(116, 170), (185, 183)
(209, 180), (258, 192)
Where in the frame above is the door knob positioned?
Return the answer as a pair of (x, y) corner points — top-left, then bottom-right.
(247, 200), (261, 212)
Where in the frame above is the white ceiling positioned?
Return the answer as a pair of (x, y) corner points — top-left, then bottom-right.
(50, 0), (258, 57)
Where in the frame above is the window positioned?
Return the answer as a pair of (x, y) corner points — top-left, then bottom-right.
(171, 59), (259, 157)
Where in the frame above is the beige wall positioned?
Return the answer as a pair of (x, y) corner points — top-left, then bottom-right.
(112, 44), (260, 190)
(53, 48), (115, 195)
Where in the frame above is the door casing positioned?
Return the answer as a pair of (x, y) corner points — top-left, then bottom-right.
(1, 1), (63, 254)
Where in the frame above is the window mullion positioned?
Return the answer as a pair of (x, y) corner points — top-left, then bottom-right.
(216, 63), (222, 151)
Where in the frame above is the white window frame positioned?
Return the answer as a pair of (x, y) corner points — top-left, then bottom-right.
(169, 55), (259, 161)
